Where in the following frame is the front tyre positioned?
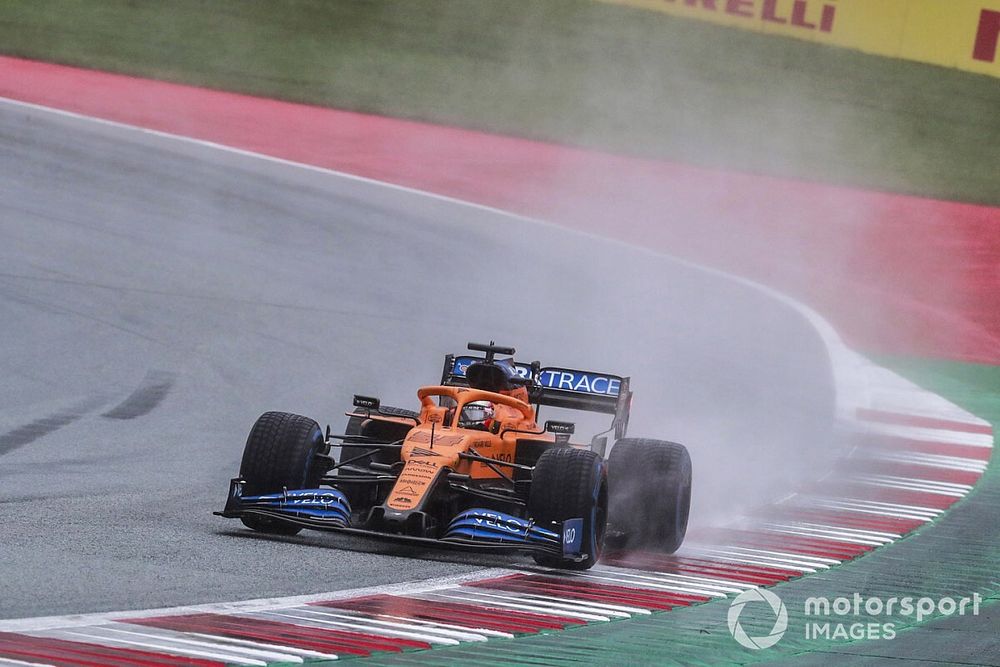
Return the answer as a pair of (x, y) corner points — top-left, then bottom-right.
(607, 438), (692, 553)
(529, 447), (608, 570)
(239, 411), (328, 535)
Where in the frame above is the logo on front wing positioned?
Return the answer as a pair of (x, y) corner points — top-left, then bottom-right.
(473, 512), (525, 533)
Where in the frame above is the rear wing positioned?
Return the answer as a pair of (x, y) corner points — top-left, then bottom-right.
(441, 354), (632, 439)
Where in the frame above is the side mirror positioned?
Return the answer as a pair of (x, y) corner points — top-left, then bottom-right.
(353, 395), (380, 411)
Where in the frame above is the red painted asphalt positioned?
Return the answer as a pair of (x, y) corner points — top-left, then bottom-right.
(2, 56), (998, 363)
(464, 574), (708, 610)
(317, 595), (586, 633)
(855, 409), (996, 434)
(0, 631), (226, 667)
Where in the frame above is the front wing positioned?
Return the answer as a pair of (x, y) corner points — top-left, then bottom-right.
(215, 478), (586, 561)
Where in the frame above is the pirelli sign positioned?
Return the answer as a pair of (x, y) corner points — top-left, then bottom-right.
(599, 0), (1000, 78)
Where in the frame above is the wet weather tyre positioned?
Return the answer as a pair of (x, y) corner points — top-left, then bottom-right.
(239, 411), (327, 535)
(528, 447), (608, 570)
(607, 438), (692, 553)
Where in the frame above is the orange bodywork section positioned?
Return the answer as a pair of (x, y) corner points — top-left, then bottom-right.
(379, 385), (553, 512)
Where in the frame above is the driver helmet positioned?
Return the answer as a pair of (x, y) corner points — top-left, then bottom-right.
(459, 400), (495, 429)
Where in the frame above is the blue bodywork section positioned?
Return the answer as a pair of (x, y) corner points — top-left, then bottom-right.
(561, 517), (584, 558)
(221, 481), (583, 560)
(444, 508), (563, 549)
(451, 356), (621, 398)
(233, 485), (351, 527)
(536, 369), (621, 397)
(452, 356), (532, 381)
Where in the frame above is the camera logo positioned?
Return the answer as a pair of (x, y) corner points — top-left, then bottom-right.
(727, 588), (788, 650)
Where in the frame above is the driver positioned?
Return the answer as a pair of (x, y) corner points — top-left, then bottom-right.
(460, 358), (537, 432)
(458, 400), (495, 431)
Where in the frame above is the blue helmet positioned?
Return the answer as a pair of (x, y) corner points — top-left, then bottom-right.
(465, 358), (519, 393)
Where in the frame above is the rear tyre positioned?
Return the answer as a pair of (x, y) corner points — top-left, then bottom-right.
(239, 411), (328, 535)
(607, 438), (692, 553)
(528, 447), (608, 570)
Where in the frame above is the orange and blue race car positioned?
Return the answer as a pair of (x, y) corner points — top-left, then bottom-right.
(217, 342), (692, 569)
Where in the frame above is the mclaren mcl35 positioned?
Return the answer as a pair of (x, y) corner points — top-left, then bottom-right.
(217, 342), (692, 569)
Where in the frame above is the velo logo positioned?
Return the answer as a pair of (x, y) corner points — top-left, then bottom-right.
(727, 588), (788, 650)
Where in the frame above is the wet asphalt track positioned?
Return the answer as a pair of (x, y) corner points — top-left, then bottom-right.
(0, 101), (836, 618)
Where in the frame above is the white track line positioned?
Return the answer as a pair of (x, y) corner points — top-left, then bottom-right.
(676, 550), (819, 573)
(86, 626), (311, 664)
(857, 409), (992, 431)
(863, 451), (988, 472)
(755, 529), (886, 547)
(510, 595), (642, 617)
(806, 502), (933, 522)
(715, 546), (842, 566)
(767, 521), (902, 540)
(259, 609), (468, 645)
(854, 474), (973, 492)
(187, 633), (339, 662)
(860, 422), (993, 448)
(458, 589), (627, 619)
(52, 629), (268, 666)
(567, 571), (728, 598)
(582, 567), (751, 594)
(0, 568), (515, 633)
(851, 477), (968, 498)
(686, 547), (832, 570)
(810, 497), (943, 517)
(376, 614), (514, 639)
(426, 590), (611, 622)
(0, 97), (550, 230)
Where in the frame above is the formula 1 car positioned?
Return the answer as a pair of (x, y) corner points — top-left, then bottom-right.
(217, 343), (692, 569)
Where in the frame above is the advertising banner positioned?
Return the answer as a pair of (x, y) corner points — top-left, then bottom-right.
(598, 0), (1000, 78)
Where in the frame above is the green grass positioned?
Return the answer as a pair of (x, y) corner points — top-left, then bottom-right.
(875, 357), (1000, 423)
(1, 0), (998, 205)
